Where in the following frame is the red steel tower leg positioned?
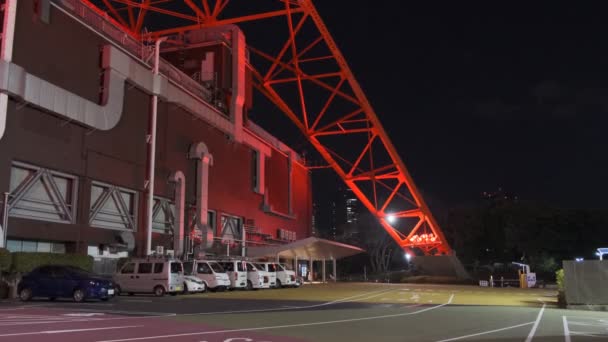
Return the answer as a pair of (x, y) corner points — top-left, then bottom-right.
(84, 0), (453, 255)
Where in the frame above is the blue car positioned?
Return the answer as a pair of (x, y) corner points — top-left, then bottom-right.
(18, 265), (115, 302)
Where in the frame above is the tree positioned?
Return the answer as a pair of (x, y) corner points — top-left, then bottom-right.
(337, 213), (398, 274)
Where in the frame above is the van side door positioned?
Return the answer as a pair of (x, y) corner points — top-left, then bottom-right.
(136, 262), (153, 292)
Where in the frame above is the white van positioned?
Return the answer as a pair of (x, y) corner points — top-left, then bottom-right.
(113, 258), (183, 296)
(276, 263), (297, 287)
(215, 260), (248, 289)
(183, 260), (230, 291)
(245, 262), (270, 290)
(257, 262), (277, 288)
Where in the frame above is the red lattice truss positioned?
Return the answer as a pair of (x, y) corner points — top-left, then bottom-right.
(82, 0), (452, 255)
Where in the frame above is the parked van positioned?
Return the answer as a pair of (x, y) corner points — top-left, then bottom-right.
(113, 258), (183, 296)
(257, 262), (277, 288)
(277, 263), (297, 287)
(216, 259), (248, 289)
(245, 262), (270, 290)
(183, 260), (230, 291)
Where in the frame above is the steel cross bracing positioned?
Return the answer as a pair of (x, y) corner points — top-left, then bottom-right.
(83, 0), (452, 255)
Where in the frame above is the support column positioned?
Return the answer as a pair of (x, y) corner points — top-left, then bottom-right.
(322, 258), (326, 283)
(188, 143), (214, 249)
(294, 255), (298, 276)
(333, 259), (337, 282)
(309, 259), (313, 282)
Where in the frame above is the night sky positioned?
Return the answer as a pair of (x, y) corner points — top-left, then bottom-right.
(296, 2), (608, 211)
(115, 1), (608, 212)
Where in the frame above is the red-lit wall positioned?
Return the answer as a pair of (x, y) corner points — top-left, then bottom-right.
(0, 2), (312, 255)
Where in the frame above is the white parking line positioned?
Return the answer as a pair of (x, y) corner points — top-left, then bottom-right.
(0, 325), (143, 337)
(436, 322), (534, 342)
(563, 316), (571, 342)
(96, 295), (454, 342)
(525, 303), (546, 342)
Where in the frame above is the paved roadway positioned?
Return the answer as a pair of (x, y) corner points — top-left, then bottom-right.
(0, 283), (606, 341)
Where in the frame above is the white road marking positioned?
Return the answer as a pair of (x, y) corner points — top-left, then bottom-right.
(525, 303), (546, 342)
(96, 295), (455, 342)
(0, 325), (142, 337)
(570, 331), (604, 338)
(563, 316), (571, 342)
(436, 322), (534, 342)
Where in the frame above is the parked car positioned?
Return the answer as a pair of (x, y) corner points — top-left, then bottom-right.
(245, 262), (270, 290)
(182, 275), (206, 293)
(113, 258), (183, 296)
(18, 265), (114, 302)
(216, 259), (248, 290)
(183, 260), (230, 291)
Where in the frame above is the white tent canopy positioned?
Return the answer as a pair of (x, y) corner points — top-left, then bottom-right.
(247, 237), (364, 260)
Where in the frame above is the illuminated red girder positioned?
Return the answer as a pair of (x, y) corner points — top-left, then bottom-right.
(84, 0), (452, 255)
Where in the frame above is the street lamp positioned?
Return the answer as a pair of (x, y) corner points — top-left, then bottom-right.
(404, 253), (411, 261)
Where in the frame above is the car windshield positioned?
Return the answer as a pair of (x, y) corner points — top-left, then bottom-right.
(267, 263), (277, 272)
(277, 264), (286, 271)
(183, 262), (194, 275)
(209, 262), (224, 273)
(170, 262), (183, 274)
(254, 263), (265, 271)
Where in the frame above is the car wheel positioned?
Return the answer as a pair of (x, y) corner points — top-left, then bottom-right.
(73, 289), (85, 302)
(276, 279), (282, 288)
(19, 288), (32, 301)
(153, 285), (165, 297)
(101, 298), (110, 302)
(114, 285), (122, 296)
(182, 283), (189, 295)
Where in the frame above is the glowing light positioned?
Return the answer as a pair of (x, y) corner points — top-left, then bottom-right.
(386, 214), (396, 224)
(405, 253), (412, 261)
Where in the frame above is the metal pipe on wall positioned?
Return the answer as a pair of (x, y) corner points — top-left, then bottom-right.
(0, 0), (17, 141)
(145, 37), (168, 256)
(1, 192), (9, 248)
(169, 171), (185, 257)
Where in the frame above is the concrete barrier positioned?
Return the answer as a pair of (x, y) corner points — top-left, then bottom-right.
(563, 260), (608, 306)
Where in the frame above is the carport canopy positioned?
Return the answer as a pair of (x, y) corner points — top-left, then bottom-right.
(247, 237), (365, 261)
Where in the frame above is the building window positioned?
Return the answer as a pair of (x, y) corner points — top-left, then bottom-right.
(8, 162), (78, 224)
(251, 149), (260, 193)
(89, 182), (137, 231)
(220, 214), (242, 244)
(152, 197), (175, 234)
(6, 239), (66, 253)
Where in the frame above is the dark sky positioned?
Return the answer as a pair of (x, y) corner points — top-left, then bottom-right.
(296, 2), (608, 210)
(124, 0), (608, 211)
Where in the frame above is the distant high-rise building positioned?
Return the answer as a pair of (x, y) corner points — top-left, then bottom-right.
(345, 189), (359, 224)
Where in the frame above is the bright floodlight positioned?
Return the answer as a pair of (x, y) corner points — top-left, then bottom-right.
(386, 214), (396, 224)
(405, 253), (412, 261)
(575, 257), (584, 262)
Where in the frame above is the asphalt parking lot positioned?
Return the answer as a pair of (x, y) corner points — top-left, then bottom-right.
(0, 282), (606, 341)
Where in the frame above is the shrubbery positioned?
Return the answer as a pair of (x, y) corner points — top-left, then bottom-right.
(11, 252), (94, 273)
(556, 269), (564, 291)
(0, 248), (10, 273)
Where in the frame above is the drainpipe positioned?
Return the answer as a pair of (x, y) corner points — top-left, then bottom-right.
(169, 171), (185, 258)
(1, 192), (9, 248)
(0, 0), (17, 141)
(188, 142), (214, 249)
(145, 37), (168, 256)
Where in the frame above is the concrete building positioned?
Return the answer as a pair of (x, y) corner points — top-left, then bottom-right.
(0, 1), (314, 270)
